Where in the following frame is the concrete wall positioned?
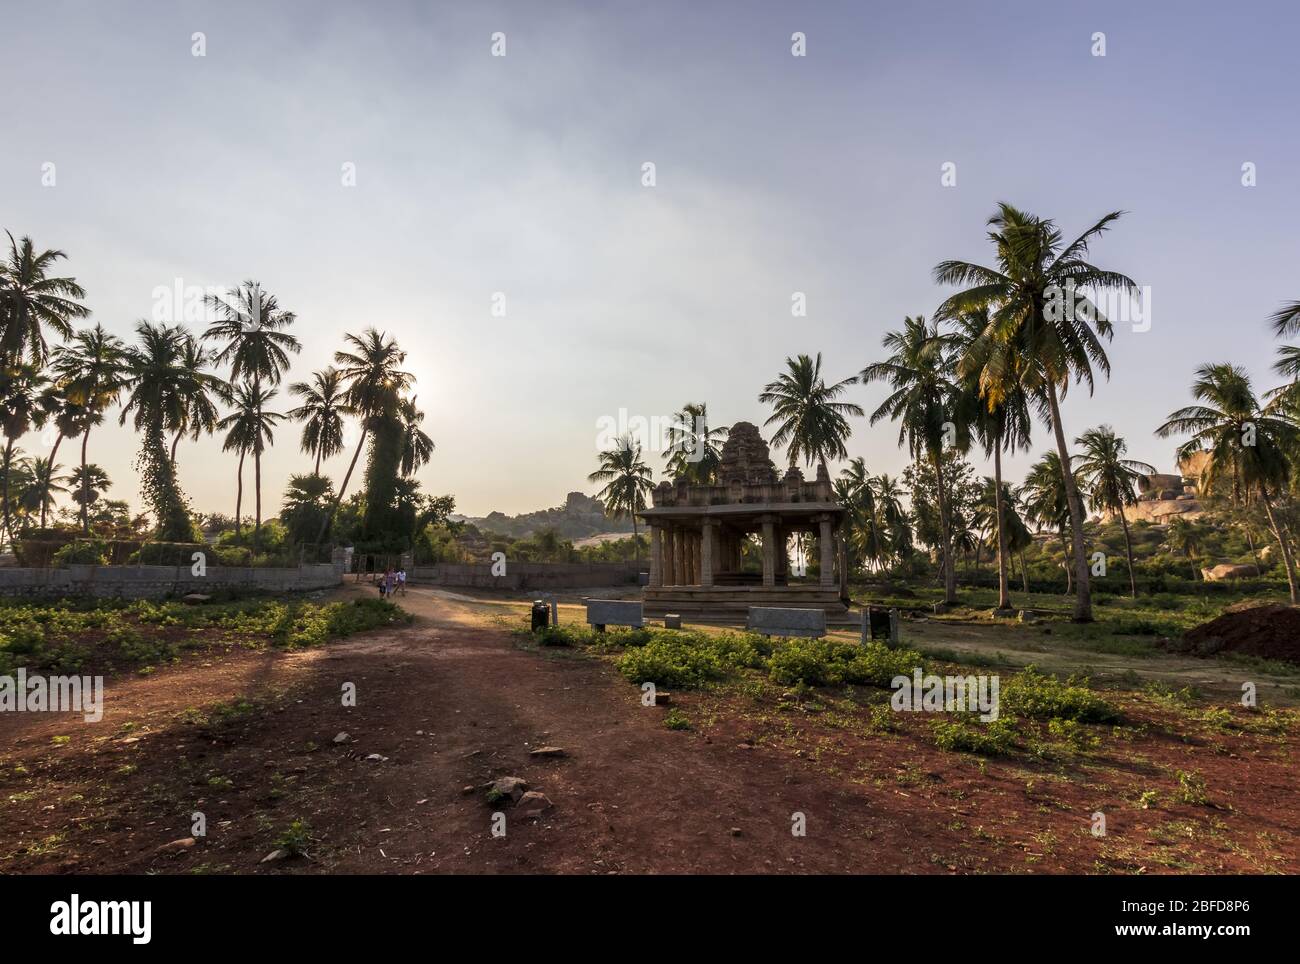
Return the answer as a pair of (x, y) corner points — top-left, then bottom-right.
(410, 561), (646, 590)
(0, 563), (344, 599)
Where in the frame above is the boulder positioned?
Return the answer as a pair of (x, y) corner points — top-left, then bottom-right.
(517, 791), (553, 816)
(1201, 564), (1257, 582)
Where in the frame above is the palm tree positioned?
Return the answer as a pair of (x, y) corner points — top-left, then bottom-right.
(0, 446), (33, 539)
(119, 322), (207, 541)
(935, 204), (1137, 620)
(587, 434), (654, 545)
(288, 367), (348, 476)
(861, 316), (966, 604)
(49, 323), (129, 533)
(1157, 363), (1300, 602)
(1165, 516), (1204, 581)
(316, 329), (414, 543)
(1073, 425), (1156, 598)
(32, 384), (86, 529)
(68, 464), (111, 523)
(397, 396), (435, 477)
(664, 402), (729, 483)
(759, 353), (862, 470)
(216, 381), (283, 546)
(168, 332), (224, 463)
(21, 457), (68, 524)
(953, 306), (1033, 611)
(0, 232), (89, 364)
(202, 281), (301, 387)
(0, 364), (53, 546)
(1019, 451), (1076, 593)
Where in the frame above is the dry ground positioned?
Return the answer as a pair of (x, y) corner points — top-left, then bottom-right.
(2, 585), (1296, 874)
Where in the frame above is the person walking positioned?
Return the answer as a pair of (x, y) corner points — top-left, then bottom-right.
(397, 567), (407, 596)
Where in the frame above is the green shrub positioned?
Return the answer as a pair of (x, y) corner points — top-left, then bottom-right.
(767, 639), (922, 688)
(931, 717), (1018, 755)
(52, 541), (108, 566)
(1002, 667), (1121, 724)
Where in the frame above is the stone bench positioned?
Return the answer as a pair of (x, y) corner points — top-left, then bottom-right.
(585, 599), (644, 632)
(746, 606), (827, 639)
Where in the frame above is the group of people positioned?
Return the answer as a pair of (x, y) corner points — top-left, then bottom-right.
(378, 567), (407, 597)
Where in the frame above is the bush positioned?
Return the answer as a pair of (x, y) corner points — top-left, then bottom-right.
(931, 717), (1018, 755)
(767, 639), (922, 688)
(1002, 667), (1121, 724)
(52, 541), (108, 566)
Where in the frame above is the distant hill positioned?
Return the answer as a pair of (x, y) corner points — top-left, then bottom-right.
(457, 492), (634, 540)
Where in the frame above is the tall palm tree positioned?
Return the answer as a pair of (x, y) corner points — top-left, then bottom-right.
(1074, 425), (1156, 598)
(1165, 516), (1204, 581)
(0, 446), (34, 539)
(759, 353), (862, 470)
(953, 306), (1033, 611)
(287, 367), (348, 476)
(68, 463), (111, 523)
(861, 316), (966, 604)
(0, 232), (89, 365)
(1157, 363), (1300, 602)
(202, 281), (301, 387)
(32, 383), (87, 529)
(664, 402), (729, 483)
(169, 332), (224, 463)
(935, 204), (1137, 620)
(316, 329), (414, 543)
(587, 434), (654, 545)
(21, 457), (68, 524)
(1019, 451), (1076, 593)
(120, 322), (209, 541)
(0, 364), (53, 546)
(49, 323), (129, 533)
(397, 395), (435, 477)
(216, 381), (283, 546)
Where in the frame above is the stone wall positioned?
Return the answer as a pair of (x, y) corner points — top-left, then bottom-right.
(0, 563), (344, 599)
(410, 561), (646, 591)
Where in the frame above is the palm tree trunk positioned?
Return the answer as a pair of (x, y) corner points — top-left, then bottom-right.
(1047, 380), (1091, 620)
(254, 447), (262, 547)
(41, 436), (64, 532)
(170, 431), (182, 464)
(1259, 486), (1299, 604)
(1118, 508), (1137, 599)
(1019, 547), (1030, 593)
(1244, 525), (1262, 576)
(993, 439), (1011, 610)
(932, 452), (957, 604)
(1059, 528), (1073, 593)
(314, 447), (322, 477)
(234, 450), (245, 543)
(316, 426), (368, 544)
(79, 427), (92, 534)
(2, 437), (12, 550)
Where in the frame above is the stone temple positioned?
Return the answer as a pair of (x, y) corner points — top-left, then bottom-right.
(638, 422), (848, 620)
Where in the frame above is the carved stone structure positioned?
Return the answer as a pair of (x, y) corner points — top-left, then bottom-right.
(638, 422), (848, 619)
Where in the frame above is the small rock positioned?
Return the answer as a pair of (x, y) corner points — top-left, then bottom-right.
(486, 776), (528, 801)
(261, 849), (287, 863)
(333, 732), (350, 744)
(157, 837), (196, 855)
(182, 593), (212, 605)
(730, 827), (743, 837)
(517, 791), (553, 816)
(461, 785), (475, 795)
(529, 746), (566, 758)
(365, 753), (387, 762)
(654, 692), (672, 706)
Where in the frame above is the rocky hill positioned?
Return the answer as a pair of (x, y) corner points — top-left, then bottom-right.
(459, 492), (634, 540)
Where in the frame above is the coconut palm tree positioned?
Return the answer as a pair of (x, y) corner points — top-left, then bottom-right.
(935, 204), (1138, 620)
(0, 232), (89, 364)
(31, 383), (88, 529)
(202, 281), (301, 388)
(49, 323), (129, 533)
(1074, 425), (1156, 598)
(119, 322), (206, 541)
(216, 381), (283, 546)
(316, 329), (414, 543)
(20, 457), (68, 524)
(1019, 451), (1076, 593)
(664, 402), (729, 483)
(1165, 516), (1205, 581)
(862, 316), (967, 604)
(68, 464), (111, 523)
(1157, 363), (1300, 602)
(0, 364), (53, 546)
(587, 434), (654, 545)
(397, 396), (435, 477)
(759, 353), (862, 470)
(287, 367), (348, 476)
(169, 332), (224, 463)
(952, 306), (1034, 611)
(0, 446), (34, 539)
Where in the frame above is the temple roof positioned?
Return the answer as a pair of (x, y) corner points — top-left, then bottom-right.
(717, 421), (778, 485)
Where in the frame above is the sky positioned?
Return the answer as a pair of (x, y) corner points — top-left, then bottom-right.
(2, 0), (1298, 519)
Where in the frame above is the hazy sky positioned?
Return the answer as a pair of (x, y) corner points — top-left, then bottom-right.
(3, 0), (1298, 519)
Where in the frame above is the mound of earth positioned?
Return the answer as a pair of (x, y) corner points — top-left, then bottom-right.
(1179, 604), (1300, 663)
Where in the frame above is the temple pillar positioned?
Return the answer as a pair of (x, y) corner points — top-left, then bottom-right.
(761, 516), (776, 588)
(663, 526), (676, 586)
(701, 521), (717, 587)
(819, 516), (834, 588)
(649, 525), (663, 587)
